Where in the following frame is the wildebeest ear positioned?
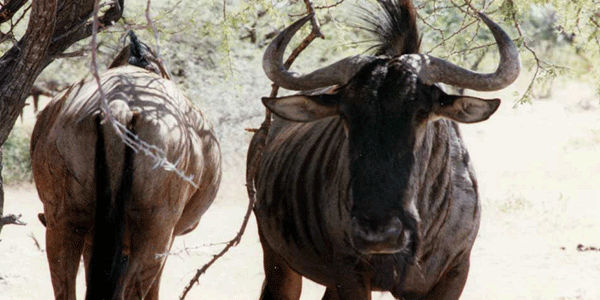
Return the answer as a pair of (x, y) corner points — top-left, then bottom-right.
(433, 95), (501, 123)
(262, 93), (341, 122)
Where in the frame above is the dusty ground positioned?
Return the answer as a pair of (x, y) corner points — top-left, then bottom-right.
(1, 78), (599, 299)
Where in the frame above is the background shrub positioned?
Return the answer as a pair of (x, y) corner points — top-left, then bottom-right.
(2, 127), (32, 185)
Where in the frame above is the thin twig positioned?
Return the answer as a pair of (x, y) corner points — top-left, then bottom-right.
(314, 0), (345, 10)
(145, 0), (161, 57)
(29, 232), (43, 251)
(428, 19), (478, 54)
(222, 0), (226, 20)
(155, 241), (231, 259)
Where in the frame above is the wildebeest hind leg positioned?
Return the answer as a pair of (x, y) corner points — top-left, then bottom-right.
(258, 230), (302, 300)
(45, 225), (86, 300)
(143, 237), (173, 300)
(122, 222), (174, 299)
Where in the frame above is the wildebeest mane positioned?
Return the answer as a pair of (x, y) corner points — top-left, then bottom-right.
(359, 0), (421, 56)
(127, 31), (152, 69)
(108, 31), (172, 79)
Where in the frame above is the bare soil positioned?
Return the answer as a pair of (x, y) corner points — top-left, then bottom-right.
(1, 79), (599, 299)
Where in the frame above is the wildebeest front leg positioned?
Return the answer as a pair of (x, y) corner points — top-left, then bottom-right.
(258, 230), (302, 300)
(322, 259), (372, 300)
(328, 276), (372, 300)
(419, 255), (471, 300)
(321, 288), (340, 300)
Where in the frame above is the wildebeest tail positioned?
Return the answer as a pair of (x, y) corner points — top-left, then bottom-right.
(86, 115), (135, 300)
(360, 0), (421, 56)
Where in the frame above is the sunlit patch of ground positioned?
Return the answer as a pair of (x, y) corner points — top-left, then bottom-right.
(1, 79), (598, 299)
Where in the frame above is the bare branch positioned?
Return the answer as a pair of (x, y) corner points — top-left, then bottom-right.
(0, 214), (26, 227)
(577, 244), (599, 252)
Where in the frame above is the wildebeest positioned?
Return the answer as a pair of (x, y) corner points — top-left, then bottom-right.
(248, 1), (519, 299)
(31, 32), (221, 300)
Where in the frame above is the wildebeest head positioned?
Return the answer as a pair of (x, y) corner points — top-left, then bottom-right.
(261, 0), (519, 255)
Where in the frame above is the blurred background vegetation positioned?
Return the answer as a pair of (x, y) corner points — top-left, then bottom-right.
(1, 0), (599, 185)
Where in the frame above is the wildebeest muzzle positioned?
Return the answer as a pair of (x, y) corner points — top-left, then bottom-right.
(350, 211), (414, 255)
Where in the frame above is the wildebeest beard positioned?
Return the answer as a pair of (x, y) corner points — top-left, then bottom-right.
(349, 152), (420, 294)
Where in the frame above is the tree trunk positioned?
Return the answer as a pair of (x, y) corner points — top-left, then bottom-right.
(0, 0), (123, 237)
(0, 0), (57, 238)
(0, 0), (57, 147)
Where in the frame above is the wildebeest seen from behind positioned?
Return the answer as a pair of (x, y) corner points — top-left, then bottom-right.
(31, 32), (222, 300)
(248, 0), (520, 299)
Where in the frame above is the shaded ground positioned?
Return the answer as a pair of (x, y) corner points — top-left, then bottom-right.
(0, 79), (599, 299)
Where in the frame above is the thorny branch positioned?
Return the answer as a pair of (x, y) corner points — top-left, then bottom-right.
(178, 220), (250, 299)
(155, 241), (231, 258)
(90, 0), (197, 187)
(180, 1), (325, 299)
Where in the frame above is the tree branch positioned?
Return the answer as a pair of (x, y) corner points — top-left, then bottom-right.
(45, 0), (123, 66)
(0, 0), (29, 24)
(0, 214), (26, 227)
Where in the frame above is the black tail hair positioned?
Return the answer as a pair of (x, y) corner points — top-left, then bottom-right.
(360, 0), (421, 56)
(127, 31), (151, 69)
(86, 115), (135, 300)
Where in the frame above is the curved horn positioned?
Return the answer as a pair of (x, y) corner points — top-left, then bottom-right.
(263, 14), (375, 91)
(400, 12), (520, 91)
